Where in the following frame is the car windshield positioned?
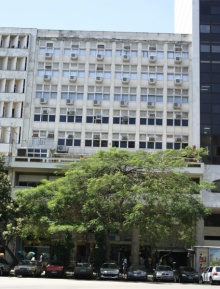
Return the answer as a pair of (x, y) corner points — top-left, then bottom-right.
(76, 263), (91, 267)
(179, 267), (196, 272)
(129, 265), (146, 271)
(102, 263), (118, 269)
(156, 265), (172, 271)
(19, 260), (37, 266)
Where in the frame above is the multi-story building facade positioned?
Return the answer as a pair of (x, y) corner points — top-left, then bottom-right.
(175, 0), (220, 270)
(0, 26), (206, 262)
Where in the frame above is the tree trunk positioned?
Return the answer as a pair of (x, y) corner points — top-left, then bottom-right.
(105, 230), (110, 262)
(130, 228), (140, 265)
(3, 243), (18, 266)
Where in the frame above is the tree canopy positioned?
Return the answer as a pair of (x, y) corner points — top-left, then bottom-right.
(14, 147), (214, 263)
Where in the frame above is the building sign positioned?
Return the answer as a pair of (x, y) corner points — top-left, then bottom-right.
(210, 248), (220, 266)
(198, 249), (208, 272)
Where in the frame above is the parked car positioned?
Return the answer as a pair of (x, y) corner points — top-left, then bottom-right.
(14, 260), (43, 277)
(174, 266), (199, 283)
(74, 262), (93, 279)
(0, 258), (11, 276)
(99, 263), (120, 280)
(153, 265), (174, 282)
(200, 266), (220, 285)
(127, 264), (148, 281)
(45, 261), (65, 278)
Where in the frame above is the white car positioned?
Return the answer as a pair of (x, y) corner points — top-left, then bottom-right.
(200, 266), (220, 285)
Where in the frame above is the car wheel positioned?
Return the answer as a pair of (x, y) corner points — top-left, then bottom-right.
(210, 277), (214, 285)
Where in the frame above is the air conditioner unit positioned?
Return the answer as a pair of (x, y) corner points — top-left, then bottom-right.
(71, 53), (78, 60)
(93, 99), (101, 106)
(96, 114), (102, 120)
(149, 137), (155, 141)
(93, 134), (100, 140)
(69, 76), (77, 82)
(175, 137), (182, 142)
(122, 116), (129, 122)
(122, 77), (129, 84)
(45, 52), (52, 59)
(47, 133), (54, 138)
(173, 103), (181, 109)
(149, 78), (156, 84)
(67, 110), (75, 115)
(123, 54), (130, 61)
(43, 75), (51, 81)
(42, 108), (49, 114)
(149, 113), (155, 118)
(175, 56), (182, 63)
(175, 78), (182, 85)
(96, 76), (103, 83)
(66, 99), (74, 105)
(175, 113), (182, 119)
(57, 145), (68, 153)
(147, 102), (155, 107)
(121, 135), (128, 141)
(120, 100), (128, 107)
(149, 55), (157, 62)
(96, 54), (104, 60)
(67, 134), (74, 139)
(40, 98), (48, 104)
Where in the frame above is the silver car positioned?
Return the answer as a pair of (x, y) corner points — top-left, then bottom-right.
(14, 260), (43, 277)
(99, 263), (120, 280)
(153, 265), (174, 282)
(200, 266), (220, 285)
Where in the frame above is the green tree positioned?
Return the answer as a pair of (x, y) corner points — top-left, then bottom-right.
(0, 155), (20, 265)
(15, 148), (214, 264)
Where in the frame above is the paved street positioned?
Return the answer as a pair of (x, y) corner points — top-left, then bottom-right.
(0, 276), (210, 289)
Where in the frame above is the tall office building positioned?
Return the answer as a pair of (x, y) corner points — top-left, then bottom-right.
(175, 0), (220, 252)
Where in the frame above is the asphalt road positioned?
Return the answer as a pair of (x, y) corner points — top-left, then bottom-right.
(0, 276), (210, 289)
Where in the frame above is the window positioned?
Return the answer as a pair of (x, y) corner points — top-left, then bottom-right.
(59, 108), (82, 123)
(87, 86), (110, 101)
(35, 84), (57, 99)
(62, 63), (85, 78)
(34, 107), (56, 122)
(115, 64), (137, 80)
(61, 85), (84, 100)
(113, 110), (136, 125)
(85, 132), (108, 147)
(114, 87), (136, 102)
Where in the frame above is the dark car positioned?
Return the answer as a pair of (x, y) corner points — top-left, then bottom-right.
(45, 261), (65, 278)
(74, 262), (93, 279)
(0, 258), (11, 276)
(153, 265), (174, 282)
(127, 264), (148, 281)
(14, 260), (43, 277)
(99, 263), (120, 280)
(174, 266), (199, 283)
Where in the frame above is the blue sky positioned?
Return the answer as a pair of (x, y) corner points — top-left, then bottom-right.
(0, 0), (174, 33)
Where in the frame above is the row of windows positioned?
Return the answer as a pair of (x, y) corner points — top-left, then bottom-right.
(56, 138), (188, 149)
(33, 114), (188, 126)
(39, 48), (189, 59)
(36, 92), (189, 103)
(38, 70), (189, 81)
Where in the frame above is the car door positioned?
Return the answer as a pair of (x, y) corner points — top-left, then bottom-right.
(204, 267), (212, 282)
